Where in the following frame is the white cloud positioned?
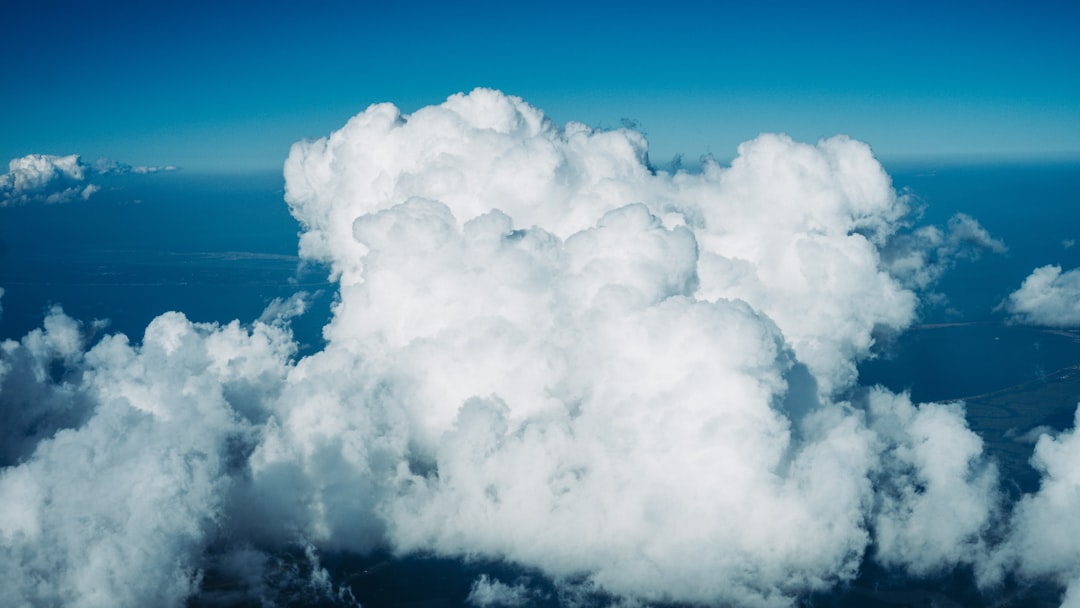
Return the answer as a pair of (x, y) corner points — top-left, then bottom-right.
(257, 291), (313, 325)
(467, 574), (539, 607)
(5, 154), (85, 191)
(980, 405), (1080, 602)
(0, 306), (93, 467)
(880, 212), (1006, 294)
(947, 212), (1007, 255)
(92, 157), (177, 175)
(0, 154), (89, 205)
(0, 89), (1050, 606)
(0, 309), (300, 606)
(1005, 264), (1080, 327)
(0, 154), (178, 206)
(866, 390), (999, 576)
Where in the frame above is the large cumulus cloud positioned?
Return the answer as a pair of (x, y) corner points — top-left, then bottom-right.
(277, 89), (999, 603)
(0, 89), (1051, 607)
(284, 90), (919, 393)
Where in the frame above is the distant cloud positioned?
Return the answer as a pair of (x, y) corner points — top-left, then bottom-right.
(91, 157), (178, 176)
(1004, 264), (1080, 327)
(0, 153), (176, 206)
(0, 154), (89, 205)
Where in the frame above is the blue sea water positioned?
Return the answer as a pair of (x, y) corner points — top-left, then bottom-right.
(858, 160), (1080, 403)
(0, 170), (332, 352)
(886, 160), (1080, 324)
(860, 323), (1080, 403)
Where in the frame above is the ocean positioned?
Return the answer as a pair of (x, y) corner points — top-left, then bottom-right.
(885, 160), (1080, 325)
(860, 160), (1080, 420)
(0, 170), (333, 353)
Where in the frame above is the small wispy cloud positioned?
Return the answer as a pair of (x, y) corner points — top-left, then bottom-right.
(881, 212), (1007, 294)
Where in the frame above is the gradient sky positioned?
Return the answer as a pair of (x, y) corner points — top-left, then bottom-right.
(2, 0), (1078, 172)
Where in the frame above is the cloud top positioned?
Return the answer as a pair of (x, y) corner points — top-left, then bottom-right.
(284, 89), (922, 393)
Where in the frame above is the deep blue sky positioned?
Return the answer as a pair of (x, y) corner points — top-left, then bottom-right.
(2, 0), (1078, 171)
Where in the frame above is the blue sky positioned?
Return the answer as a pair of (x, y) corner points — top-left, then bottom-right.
(2, 0), (1078, 172)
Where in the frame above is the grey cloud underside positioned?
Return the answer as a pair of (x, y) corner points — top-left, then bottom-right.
(1, 89), (1075, 607)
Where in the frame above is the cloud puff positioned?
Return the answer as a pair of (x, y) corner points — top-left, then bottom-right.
(0, 154), (176, 206)
(980, 405), (1080, 605)
(0, 309), (298, 607)
(865, 390), (999, 576)
(4, 154), (86, 191)
(0, 306), (93, 467)
(0, 154), (95, 205)
(1004, 265), (1080, 327)
(0, 89), (1050, 607)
